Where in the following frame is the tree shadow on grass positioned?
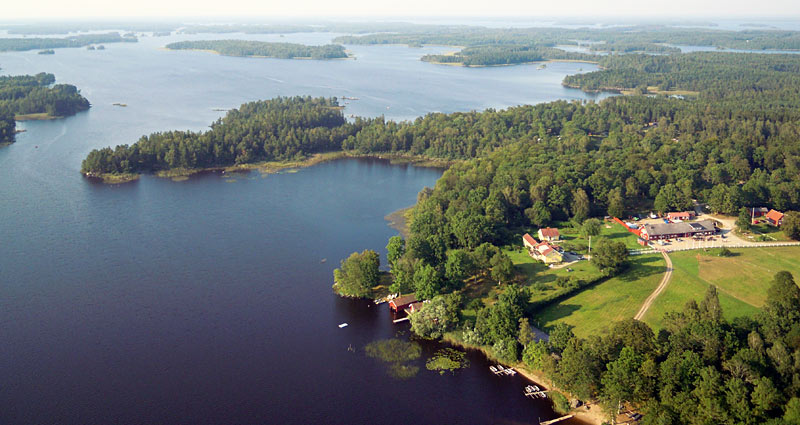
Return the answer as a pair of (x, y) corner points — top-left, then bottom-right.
(533, 303), (582, 329)
(618, 256), (667, 282)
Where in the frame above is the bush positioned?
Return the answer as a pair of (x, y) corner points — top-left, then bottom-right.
(550, 391), (572, 415)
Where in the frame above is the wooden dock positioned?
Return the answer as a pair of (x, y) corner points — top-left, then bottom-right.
(540, 415), (573, 425)
(392, 316), (410, 323)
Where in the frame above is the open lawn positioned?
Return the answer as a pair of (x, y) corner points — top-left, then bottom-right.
(556, 221), (644, 253)
(641, 247), (800, 330)
(737, 222), (791, 242)
(531, 254), (666, 338)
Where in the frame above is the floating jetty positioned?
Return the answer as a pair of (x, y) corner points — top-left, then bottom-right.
(490, 365), (517, 376)
(524, 387), (548, 399)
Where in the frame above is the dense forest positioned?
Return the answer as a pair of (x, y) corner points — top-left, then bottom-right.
(0, 73), (91, 145)
(0, 32), (136, 52)
(81, 97), (356, 174)
(165, 40), (348, 59)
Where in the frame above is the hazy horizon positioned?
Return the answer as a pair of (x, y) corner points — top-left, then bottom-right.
(2, 0), (799, 21)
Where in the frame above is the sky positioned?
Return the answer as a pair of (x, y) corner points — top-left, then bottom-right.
(2, 0), (799, 20)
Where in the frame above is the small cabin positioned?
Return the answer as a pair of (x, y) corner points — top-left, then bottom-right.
(389, 294), (418, 312)
(766, 209), (784, 226)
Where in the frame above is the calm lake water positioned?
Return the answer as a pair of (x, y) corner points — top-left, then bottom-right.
(0, 32), (602, 424)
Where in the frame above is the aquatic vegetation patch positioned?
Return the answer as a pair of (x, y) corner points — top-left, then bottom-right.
(365, 338), (422, 379)
(425, 348), (469, 374)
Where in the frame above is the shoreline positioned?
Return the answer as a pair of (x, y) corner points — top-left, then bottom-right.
(440, 335), (604, 425)
(85, 151), (454, 184)
(384, 205), (414, 238)
(423, 58), (599, 68)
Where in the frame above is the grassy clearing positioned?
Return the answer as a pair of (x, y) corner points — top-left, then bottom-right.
(15, 113), (60, 121)
(531, 254), (665, 338)
(736, 222), (791, 242)
(641, 247), (800, 330)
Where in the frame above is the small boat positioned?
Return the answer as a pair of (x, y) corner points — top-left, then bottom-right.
(320, 258), (327, 263)
(489, 366), (498, 373)
(497, 365), (505, 371)
(338, 323), (348, 328)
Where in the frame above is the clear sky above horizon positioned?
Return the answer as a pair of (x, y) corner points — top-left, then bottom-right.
(3, 0), (799, 20)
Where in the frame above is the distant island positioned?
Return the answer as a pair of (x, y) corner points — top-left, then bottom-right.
(0, 32), (136, 52)
(420, 45), (596, 67)
(37, 49), (55, 55)
(164, 40), (348, 59)
(0, 73), (91, 146)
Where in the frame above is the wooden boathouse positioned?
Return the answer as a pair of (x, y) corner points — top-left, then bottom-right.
(389, 294), (418, 312)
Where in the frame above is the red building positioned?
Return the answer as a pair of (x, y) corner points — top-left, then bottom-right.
(640, 220), (717, 241)
(389, 294), (418, 312)
(766, 209), (784, 226)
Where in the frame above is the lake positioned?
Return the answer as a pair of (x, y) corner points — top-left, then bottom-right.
(0, 32), (601, 424)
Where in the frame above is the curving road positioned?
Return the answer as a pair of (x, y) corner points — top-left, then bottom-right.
(634, 251), (673, 321)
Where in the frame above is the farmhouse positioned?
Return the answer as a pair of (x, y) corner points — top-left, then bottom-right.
(538, 227), (561, 241)
(766, 209), (784, 226)
(523, 233), (537, 250)
(523, 233), (564, 264)
(640, 219), (717, 241)
(667, 211), (694, 221)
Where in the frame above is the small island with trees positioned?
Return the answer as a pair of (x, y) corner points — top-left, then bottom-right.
(165, 40), (348, 59)
(1, 73), (91, 146)
(0, 32), (136, 52)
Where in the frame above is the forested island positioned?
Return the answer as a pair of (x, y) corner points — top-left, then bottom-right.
(165, 40), (348, 59)
(420, 45), (595, 67)
(335, 25), (800, 66)
(0, 32), (136, 52)
(0, 73), (91, 145)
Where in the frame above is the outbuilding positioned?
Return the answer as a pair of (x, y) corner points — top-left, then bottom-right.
(766, 209), (784, 226)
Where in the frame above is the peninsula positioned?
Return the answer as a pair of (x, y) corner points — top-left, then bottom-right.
(1, 73), (91, 145)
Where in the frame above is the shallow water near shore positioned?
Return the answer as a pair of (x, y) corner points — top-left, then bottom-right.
(0, 31), (602, 424)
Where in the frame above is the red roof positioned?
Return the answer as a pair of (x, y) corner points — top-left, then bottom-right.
(523, 233), (536, 245)
(667, 212), (692, 219)
(389, 294), (418, 311)
(539, 227), (560, 238)
(766, 209), (784, 222)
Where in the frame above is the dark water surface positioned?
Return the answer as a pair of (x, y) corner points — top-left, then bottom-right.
(0, 32), (594, 424)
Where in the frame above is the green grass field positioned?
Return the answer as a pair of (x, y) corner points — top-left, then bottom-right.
(530, 254), (666, 338)
(641, 247), (800, 330)
(555, 221), (644, 253)
(737, 222), (791, 242)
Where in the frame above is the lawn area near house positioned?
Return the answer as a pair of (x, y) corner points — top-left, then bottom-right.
(641, 246), (800, 330)
(530, 254), (666, 338)
(556, 220), (644, 253)
(736, 222), (791, 242)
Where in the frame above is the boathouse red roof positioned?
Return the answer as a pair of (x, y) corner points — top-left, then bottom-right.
(389, 294), (418, 311)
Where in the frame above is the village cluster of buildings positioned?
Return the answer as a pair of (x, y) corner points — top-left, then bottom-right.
(523, 228), (564, 264)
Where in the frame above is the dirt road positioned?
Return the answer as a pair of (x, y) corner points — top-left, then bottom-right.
(634, 251), (672, 321)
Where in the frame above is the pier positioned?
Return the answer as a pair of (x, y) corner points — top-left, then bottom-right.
(540, 415), (573, 425)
